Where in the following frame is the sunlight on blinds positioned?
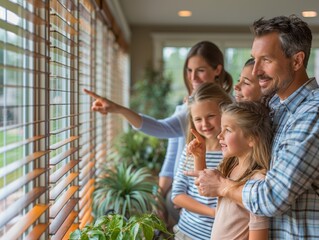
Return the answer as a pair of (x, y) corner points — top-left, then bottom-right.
(49, 0), (79, 239)
(0, 0), (49, 239)
(0, 0), (130, 239)
(93, 17), (109, 172)
(78, 0), (95, 229)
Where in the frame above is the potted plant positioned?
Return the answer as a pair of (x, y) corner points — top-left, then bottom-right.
(93, 161), (163, 219)
(69, 212), (172, 240)
(113, 129), (167, 174)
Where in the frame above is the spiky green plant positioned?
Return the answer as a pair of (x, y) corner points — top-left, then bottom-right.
(93, 162), (162, 219)
(69, 213), (172, 240)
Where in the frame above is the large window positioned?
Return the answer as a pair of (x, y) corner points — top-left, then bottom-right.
(159, 33), (319, 106)
(163, 47), (189, 107)
(0, 0), (129, 239)
(308, 48), (319, 81)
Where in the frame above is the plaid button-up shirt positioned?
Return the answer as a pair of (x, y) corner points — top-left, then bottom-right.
(243, 78), (319, 239)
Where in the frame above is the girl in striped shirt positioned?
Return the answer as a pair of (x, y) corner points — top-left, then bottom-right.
(171, 82), (232, 240)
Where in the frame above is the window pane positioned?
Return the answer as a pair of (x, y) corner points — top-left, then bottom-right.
(308, 48), (319, 83)
(225, 48), (251, 91)
(163, 47), (189, 107)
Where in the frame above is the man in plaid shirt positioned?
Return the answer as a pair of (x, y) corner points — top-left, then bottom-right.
(187, 15), (319, 239)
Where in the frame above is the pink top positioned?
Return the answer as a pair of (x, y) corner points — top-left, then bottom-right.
(211, 174), (269, 239)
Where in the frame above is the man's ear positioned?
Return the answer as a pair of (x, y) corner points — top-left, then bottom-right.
(292, 51), (305, 71)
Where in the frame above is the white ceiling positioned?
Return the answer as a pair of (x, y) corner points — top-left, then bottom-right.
(118, 0), (319, 27)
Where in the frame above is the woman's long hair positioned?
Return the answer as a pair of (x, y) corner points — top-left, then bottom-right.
(183, 41), (233, 95)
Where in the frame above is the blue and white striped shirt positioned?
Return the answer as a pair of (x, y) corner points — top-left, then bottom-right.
(243, 78), (319, 239)
(172, 147), (222, 240)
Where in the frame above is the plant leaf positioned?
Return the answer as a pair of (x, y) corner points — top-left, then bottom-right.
(141, 223), (154, 240)
(69, 229), (82, 239)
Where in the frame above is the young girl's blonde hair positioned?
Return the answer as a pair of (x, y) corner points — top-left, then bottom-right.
(218, 101), (272, 185)
(187, 82), (233, 144)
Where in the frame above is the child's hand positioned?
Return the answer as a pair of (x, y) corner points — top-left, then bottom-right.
(187, 128), (206, 159)
(188, 129), (207, 170)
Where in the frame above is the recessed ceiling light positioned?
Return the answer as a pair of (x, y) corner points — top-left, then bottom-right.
(302, 11), (317, 18)
(178, 10), (192, 17)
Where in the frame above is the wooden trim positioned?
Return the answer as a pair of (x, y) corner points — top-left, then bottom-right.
(94, 0), (129, 51)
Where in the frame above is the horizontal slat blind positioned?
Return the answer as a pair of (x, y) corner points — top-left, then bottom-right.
(0, 0), (130, 239)
(49, 0), (79, 239)
(78, 0), (95, 228)
(105, 33), (129, 158)
(94, 16), (108, 173)
(0, 1), (50, 239)
(115, 47), (130, 133)
(4, 204), (49, 240)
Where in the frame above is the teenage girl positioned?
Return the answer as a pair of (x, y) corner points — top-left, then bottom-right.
(171, 82), (232, 240)
(234, 58), (262, 102)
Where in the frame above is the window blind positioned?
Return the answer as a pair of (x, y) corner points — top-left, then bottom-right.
(93, 16), (109, 172)
(78, 0), (95, 228)
(49, 0), (80, 239)
(0, 0), (130, 239)
(0, 0), (50, 239)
